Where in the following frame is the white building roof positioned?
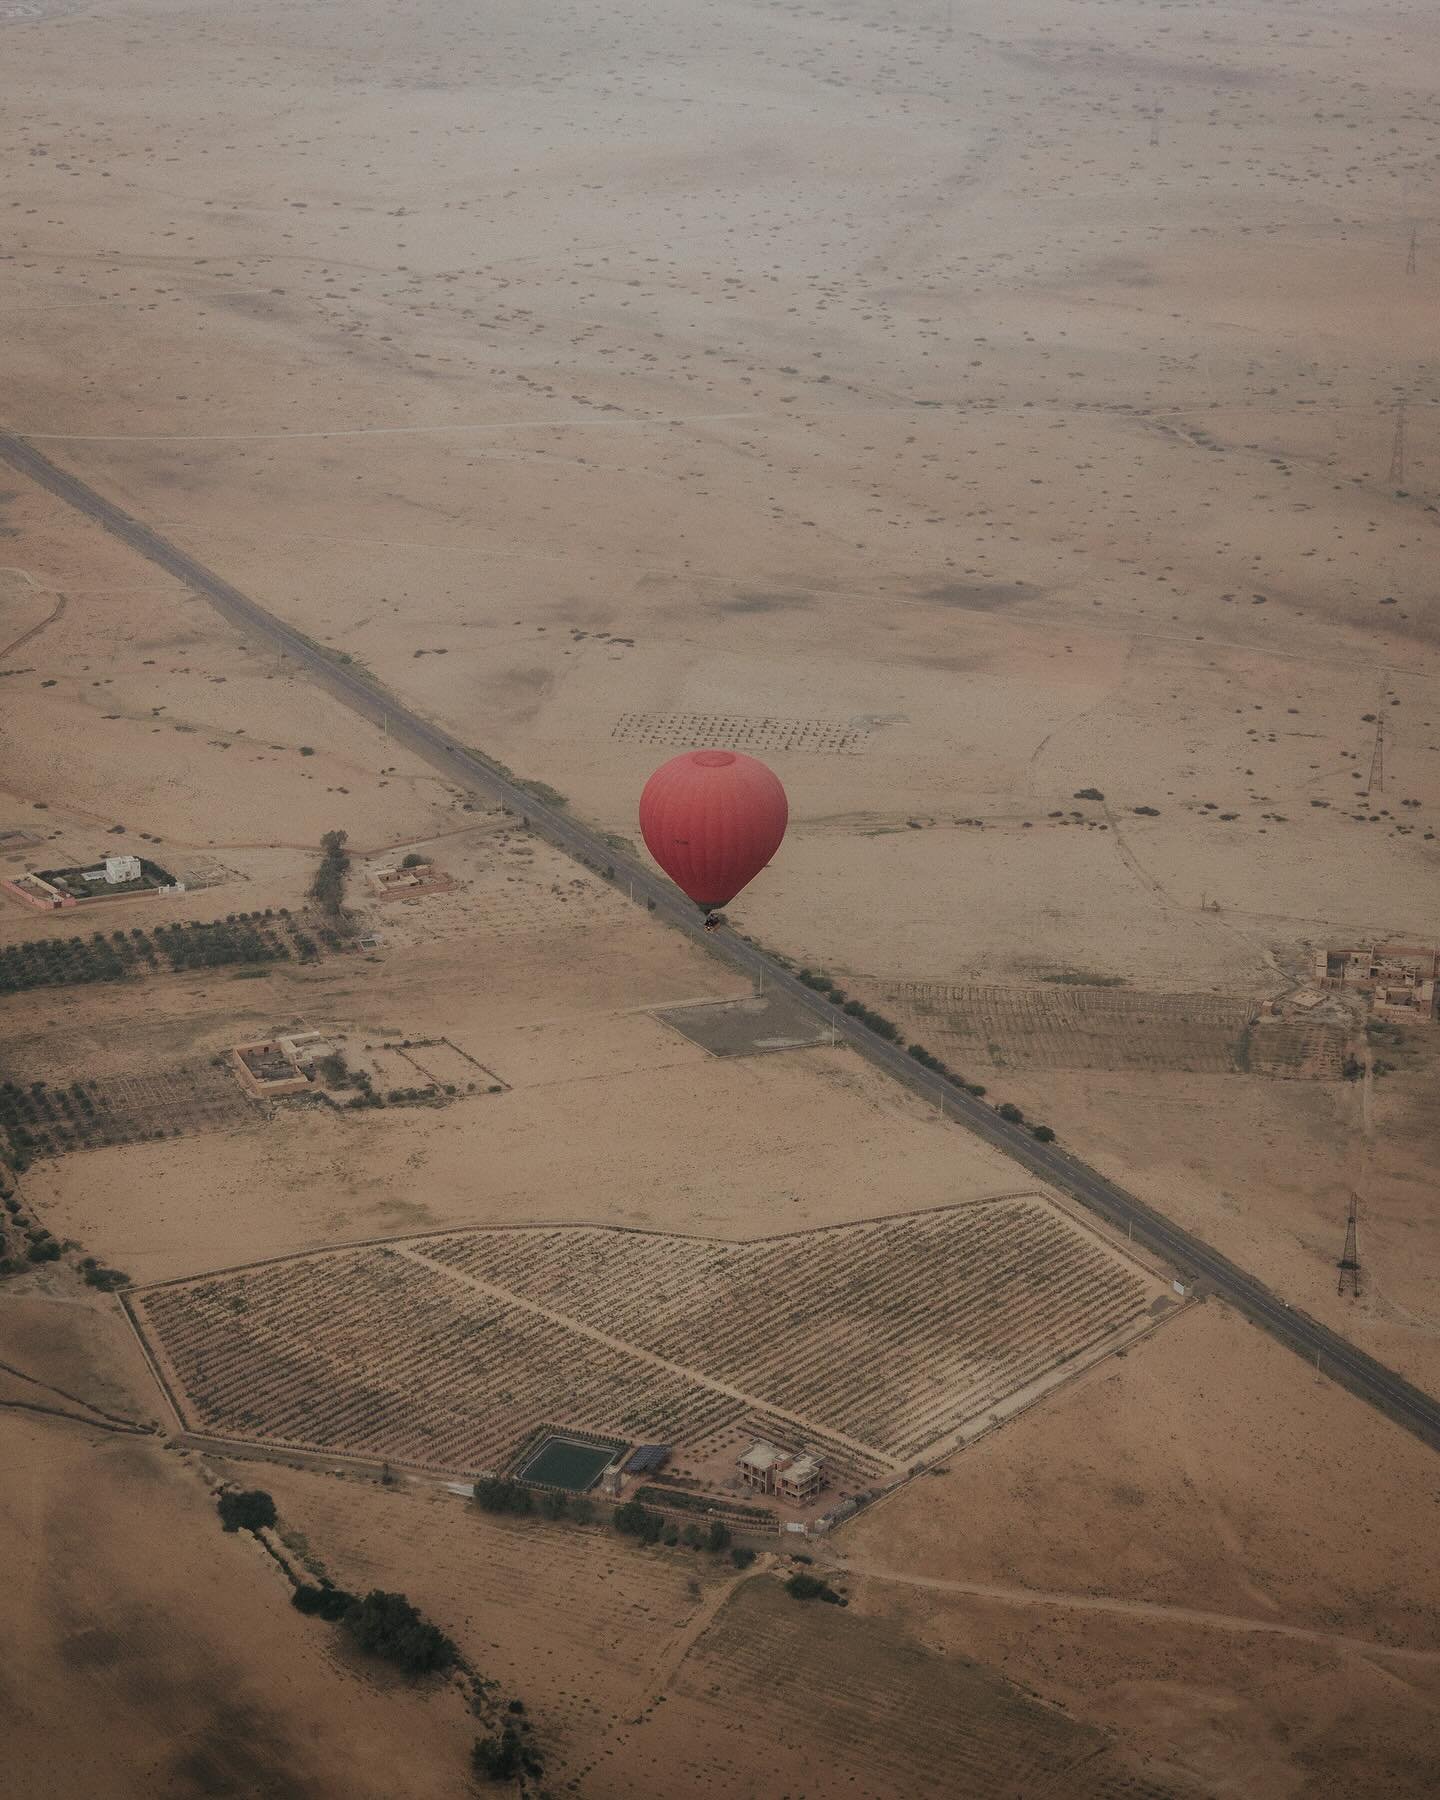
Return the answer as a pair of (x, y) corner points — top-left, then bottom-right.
(738, 1440), (786, 1471)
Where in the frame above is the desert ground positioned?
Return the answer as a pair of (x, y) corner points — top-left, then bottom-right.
(3, 0), (1438, 1793)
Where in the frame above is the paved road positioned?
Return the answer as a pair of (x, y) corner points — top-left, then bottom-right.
(6, 430), (1438, 1454)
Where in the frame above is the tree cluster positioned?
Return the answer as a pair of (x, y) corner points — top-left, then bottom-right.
(309, 830), (350, 919)
(0, 910), (329, 997)
(472, 1712), (543, 1784)
(292, 1584), (456, 1674)
(218, 1488), (278, 1533)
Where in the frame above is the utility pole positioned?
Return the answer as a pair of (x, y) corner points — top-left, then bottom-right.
(1406, 223), (1418, 276)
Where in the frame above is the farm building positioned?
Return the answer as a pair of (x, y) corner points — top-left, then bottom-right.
(1316, 946), (1439, 1024)
(737, 1440), (824, 1503)
(370, 860), (455, 901)
(2, 854), (179, 910)
(231, 1040), (314, 1099)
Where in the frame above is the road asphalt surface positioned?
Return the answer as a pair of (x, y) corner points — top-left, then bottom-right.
(5, 430), (1437, 1455)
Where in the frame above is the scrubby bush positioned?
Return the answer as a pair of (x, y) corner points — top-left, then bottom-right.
(785, 1572), (842, 1603)
(218, 1489), (277, 1533)
(291, 1583), (356, 1621)
(472, 1720), (542, 1782)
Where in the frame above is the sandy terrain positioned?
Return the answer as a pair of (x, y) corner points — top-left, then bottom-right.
(831, 1301), (1440, 1794)
(249, 1467), (1180, 1800)
(3, 0), (1439, 1791)
(1, 1412), (476, 1799)
(13, 855), (1025, 1280)
(4, 0), (1437, 996)
(838, 1302), (1440, 1643)
(992, 1042), (1440, 1391)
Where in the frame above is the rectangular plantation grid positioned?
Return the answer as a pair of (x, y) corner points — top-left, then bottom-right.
(516, 1436), (618, 1491)
(128, 1202), (1175, 1484)
(0, 1059), (258, 1163)
(611, 711), (870, 756)
(880, 981), (1258, 1074)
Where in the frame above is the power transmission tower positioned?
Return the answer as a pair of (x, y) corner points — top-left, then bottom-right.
(1338, 1195), (1361, 1297)
(1406, 224), (1418, 276)
(1388, 397), (1407, 486)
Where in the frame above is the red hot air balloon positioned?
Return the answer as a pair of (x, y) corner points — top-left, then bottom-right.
(639, 749), (788, 912)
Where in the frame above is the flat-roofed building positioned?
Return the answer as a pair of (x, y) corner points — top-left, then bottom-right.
(737, 1439), (824, 1502)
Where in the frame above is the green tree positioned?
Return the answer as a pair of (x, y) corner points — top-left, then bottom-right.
(474, 1476), (534, 1516)
(341, 1590), (456, 1673)
(613, 1500), (665, 1544)
(309, 829), (350, 918)
(471, 1720), (542, 1782)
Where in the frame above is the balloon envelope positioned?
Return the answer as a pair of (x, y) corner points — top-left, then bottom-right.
(639, 750), (788, 909)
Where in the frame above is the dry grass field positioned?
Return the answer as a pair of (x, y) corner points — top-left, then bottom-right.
(4, 0), (1439, 1790)
(245, 1466), (1184, 1800)
(249, 1465), (720, 1768)
(130, 1203), (1172, 1483)
(833, 1303), (1440, 1798)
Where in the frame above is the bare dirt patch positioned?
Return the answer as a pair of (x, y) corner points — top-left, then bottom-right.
(654, 990), (834, 1056)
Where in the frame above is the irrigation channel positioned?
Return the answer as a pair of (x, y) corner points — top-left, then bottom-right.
(4, 429), (1438, 1456)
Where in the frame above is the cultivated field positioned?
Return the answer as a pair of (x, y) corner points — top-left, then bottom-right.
(0, 1058), (256, 1166)
(130, 1204), (1173, 1483)
(873, 979), (1257, 1075)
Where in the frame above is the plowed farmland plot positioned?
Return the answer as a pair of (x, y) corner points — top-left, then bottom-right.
(368, 862), (625, 950)
(1245, 1019), (1349, 1079)
(656, 1580), (1172, 1800)
(877, 981), (1257, 1074)
(130, 1200), (1173, 1481)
